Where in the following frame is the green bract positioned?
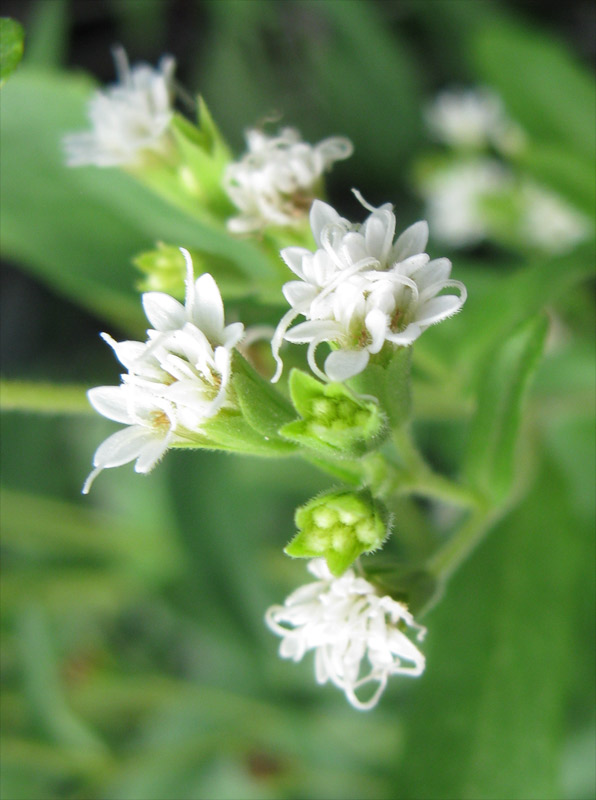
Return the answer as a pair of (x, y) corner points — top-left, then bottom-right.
(280, 369), (386, 457)
(285, 490), (389, 576)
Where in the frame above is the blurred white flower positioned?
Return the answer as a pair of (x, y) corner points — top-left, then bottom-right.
(83, 249), (243, 493)
(224, 127), (353, 233)
(64, 47), (175, 167)
(425, 87), (525, 154)
(420, 159), (510, 248)
(266, 558), (426, 710)
(520, 183), (590, 254)
(272, 193), (466, 382)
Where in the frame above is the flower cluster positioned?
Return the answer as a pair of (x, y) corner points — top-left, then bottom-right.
(424, 87), (524, 154)
(272, 193), (467, 382)
(223, 127), (353, 233)
(419, 87), (589, 254)
(266, 559), (426, 710)
(83, 249), (243, 492)
(64, 47), (175, 168)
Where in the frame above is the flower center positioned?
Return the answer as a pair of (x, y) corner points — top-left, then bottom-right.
(149, 410), (171, 431)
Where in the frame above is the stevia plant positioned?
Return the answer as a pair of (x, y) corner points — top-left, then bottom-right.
(48, 47), (534, 711)
(1, 3), (594, 796)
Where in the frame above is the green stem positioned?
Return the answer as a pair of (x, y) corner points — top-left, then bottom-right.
(390, 425), (482, 509)
(395, 471), (483, 509)
(0, 381), (92, 415)
(426, 507), (497, 582)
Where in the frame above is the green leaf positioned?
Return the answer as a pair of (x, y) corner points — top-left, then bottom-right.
(517, 143), (596, 219)
(464, 314), (548, 505)
(397, 457), (591, 799)
(0, 18), (24, 87)
(472, 22), (596, 161)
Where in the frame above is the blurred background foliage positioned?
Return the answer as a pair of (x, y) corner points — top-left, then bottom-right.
(1, 1), (595, 798)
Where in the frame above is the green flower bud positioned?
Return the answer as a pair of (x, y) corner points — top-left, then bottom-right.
(279, 370), (386, 457)
(285, 490), (390, 576)
(134, 243), (248, 297)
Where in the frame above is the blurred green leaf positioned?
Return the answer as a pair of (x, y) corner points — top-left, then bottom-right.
(17, 605), (107, 753)
(473, 22), (596, 162)
(464, 314), (547, 505)
(1, 488), (181, 581)
(0, 18), (24, 87)
(305, 0), (422, 182)
(398, 457), (591, 799)
(518, 143), (596, 219)
(417, 245), (596, 382)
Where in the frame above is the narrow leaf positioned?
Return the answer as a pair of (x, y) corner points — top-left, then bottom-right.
(464, 314), (548, 505)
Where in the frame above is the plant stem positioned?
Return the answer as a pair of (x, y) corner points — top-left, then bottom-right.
(425, 508), (497, 582)
(390, 425), (482, 509)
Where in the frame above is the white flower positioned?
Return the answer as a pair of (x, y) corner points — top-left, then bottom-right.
(271, 193), (466, 382)
(520, 183), (590, 255)
(64, 46), (175, 167)
(420, 159), (510, 248)
(425, 87), (525, 154)
(223, 127), (353, 233)
(266, 559), (426, 710)
(83, 249), (243, 493)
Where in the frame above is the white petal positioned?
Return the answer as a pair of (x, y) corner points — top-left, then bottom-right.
(222, 321), (245, 349)
(386, 325), (421, 345)
(310, 200), (344, 245)
(191, 273), (225, 341)
(134, 433), (171, 473)
(280, 247), (311, 278)
(88, 386), (135, 424)
(100, 334), (146, 369)
(416, 294), (464, 327)
(92, 425), (159, 469)
(284, 320), (341, 344)
(324, 349), (370, 381)
(363, 209), (395, 264)
(413, 257), (452, 291)
(142, 292), (186, 331)
(316, 136), (354, 164)
(365, 307), (388, 354)
(282, 281), (318, 310)
(392, 220), (429, 262)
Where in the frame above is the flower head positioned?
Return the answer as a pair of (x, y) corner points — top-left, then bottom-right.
(266, 559), (426, 710)
(272, 192), (466, 382)
(64, 47), (175, 167)
(83, 249), (243, 492)
(224, 127), (353, 233)
(425, 87), (524, 154)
